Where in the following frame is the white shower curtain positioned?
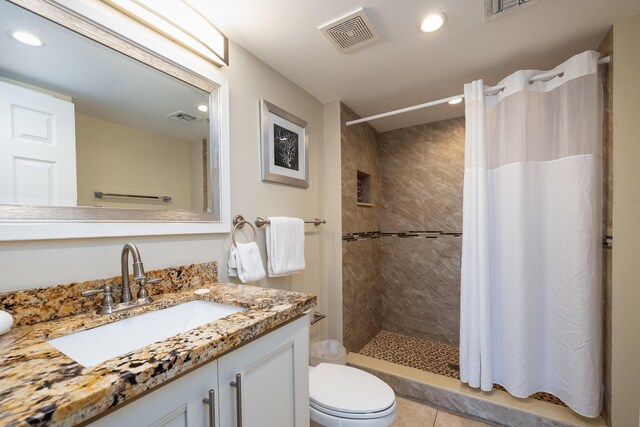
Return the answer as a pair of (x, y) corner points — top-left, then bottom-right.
(459, 50), (603, 417)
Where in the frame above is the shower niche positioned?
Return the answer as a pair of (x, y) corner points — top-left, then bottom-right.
(356, 170), (372, 206)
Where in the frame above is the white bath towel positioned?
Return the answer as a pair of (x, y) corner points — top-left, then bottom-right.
(232, 242), (266, 283)
(266, 217), (305, 277)
(0, 310), (13, 336)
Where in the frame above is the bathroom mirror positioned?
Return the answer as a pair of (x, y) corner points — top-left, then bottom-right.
(0, 0), (230, 239)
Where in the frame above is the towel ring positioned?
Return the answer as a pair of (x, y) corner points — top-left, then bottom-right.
(232, 215), (257, 247)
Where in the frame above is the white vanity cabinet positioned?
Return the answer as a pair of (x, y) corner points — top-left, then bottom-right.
(87, 314), (309, 427)
(87, 359), (219, 427)
(218, 314), (310, 427)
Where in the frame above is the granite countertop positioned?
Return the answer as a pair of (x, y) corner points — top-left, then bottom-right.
(0, 283), (316, 427)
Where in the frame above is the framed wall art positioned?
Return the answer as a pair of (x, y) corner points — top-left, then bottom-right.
(260, 100), (308, 188)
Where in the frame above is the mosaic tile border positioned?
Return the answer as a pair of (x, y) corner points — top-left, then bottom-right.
(342, 230), (461, 241)
(342, 231), (381, 241)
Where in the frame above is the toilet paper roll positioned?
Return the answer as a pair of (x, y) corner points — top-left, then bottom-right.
(0, 310), (13, 335)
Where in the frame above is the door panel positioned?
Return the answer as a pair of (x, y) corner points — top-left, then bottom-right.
(218, 316), (310, 427)
(13, 157), (56, 205)
(11, 104), (55, 143)
(242, 342), (296, 427)
(0, 80), (77, 205)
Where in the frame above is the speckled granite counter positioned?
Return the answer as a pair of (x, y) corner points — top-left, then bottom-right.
(0, 282), (316, 427)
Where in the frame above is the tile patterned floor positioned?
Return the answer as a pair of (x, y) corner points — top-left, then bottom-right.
(360, 330), (566, 407)
(393, 396), (494, 427)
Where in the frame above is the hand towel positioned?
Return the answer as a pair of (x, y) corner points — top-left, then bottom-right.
(234, 242), (266, 283)
(0, 310), (13, 336)
(266, 217), (305, 277)
(228, 246), (238, 277)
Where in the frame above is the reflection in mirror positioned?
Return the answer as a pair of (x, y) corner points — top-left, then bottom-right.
(0, 0), (212, 213)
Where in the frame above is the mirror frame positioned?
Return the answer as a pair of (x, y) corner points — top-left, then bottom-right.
(0, 0), (231, 240)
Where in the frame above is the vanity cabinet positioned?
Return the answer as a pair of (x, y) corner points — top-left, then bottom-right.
(87, 360), (219, 427)
(218, 314), (310, 427)
(87, 314), (309, 427)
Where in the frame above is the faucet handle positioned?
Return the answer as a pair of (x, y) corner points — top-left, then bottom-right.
(81, 285), (115, 314)
(136, 277), (162, 303)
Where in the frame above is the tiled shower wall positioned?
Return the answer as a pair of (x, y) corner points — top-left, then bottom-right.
(341, 102), (465, 351)
(379, 118), (465, 346)
(341, 103), (382, 353)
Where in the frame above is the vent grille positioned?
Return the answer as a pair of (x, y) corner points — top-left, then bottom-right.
(483, 0), (537, 21)
(320, 8), (380, 53)
(167, 111), (201, 123)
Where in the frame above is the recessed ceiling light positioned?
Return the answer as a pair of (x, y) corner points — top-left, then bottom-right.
(11, 30), (42, 47)
(197, 104), (208, 112)
(419, 13), (447, 33)
(448, 97), (463, 105)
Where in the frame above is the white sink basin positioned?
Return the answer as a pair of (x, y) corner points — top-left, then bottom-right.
(48, 300), (243, 367)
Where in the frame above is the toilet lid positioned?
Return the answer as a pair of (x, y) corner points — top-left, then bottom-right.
(309, 363), (395, 415)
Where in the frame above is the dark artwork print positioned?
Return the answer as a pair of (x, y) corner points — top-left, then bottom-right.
(273, 123), (299, 171)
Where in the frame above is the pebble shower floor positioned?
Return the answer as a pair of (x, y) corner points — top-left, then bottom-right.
(359, 330), (566, 407)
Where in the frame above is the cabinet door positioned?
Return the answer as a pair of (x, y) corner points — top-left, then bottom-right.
(218, 315), (309, 427)
(88, 360), (218, 427)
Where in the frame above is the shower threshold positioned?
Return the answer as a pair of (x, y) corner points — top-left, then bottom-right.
(359, 330), (565, 406)
(353, 330), (606, 427)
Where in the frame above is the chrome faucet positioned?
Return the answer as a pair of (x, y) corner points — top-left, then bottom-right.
(82, 243), (161, 314)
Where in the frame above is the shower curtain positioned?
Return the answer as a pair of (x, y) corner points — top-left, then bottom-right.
(459, 50), (603, 417)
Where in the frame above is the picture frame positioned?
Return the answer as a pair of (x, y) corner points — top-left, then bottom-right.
(260, 100), (309, 188)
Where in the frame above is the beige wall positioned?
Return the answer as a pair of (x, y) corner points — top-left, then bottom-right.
(322, 100), (343, 343)
(611, 13), (640, 427)
(189, 140), (205, 211)
(0, 39), (332, 339)
(75, 113), (196, 210)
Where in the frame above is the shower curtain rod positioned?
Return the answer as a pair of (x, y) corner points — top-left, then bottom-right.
(346, 55), (611, 126)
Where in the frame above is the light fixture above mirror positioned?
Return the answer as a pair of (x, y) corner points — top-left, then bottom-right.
(101, 0), (228, 66)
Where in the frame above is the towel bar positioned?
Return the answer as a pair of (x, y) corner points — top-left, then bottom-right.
(311, 312), (326, 325)
(255, 217), (326, 227)
(94, 191), (171, 203)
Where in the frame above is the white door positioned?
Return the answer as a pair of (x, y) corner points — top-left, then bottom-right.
(218, 316), (310, 427)
(0, 80), (77, 206)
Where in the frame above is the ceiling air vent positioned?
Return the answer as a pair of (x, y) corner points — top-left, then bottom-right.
(319, 8), (380, 53)
(167, 111), (201, 123)
(483, 0), (538, 21)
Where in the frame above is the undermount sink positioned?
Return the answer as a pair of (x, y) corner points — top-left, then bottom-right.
(48, 300), (243, 367)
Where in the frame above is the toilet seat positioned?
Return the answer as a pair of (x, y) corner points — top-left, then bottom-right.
(310, 399), (396, 419)
(309, 363), (396, 421)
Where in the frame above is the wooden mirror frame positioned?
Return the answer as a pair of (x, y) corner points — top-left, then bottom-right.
(0, 0), (231, 240)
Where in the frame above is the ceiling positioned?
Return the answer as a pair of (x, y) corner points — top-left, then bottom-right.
(192, 0), (640, 132)
(0, 0), (208, 142)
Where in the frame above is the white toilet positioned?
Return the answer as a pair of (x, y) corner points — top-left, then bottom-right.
(309, 363), (397, 427)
